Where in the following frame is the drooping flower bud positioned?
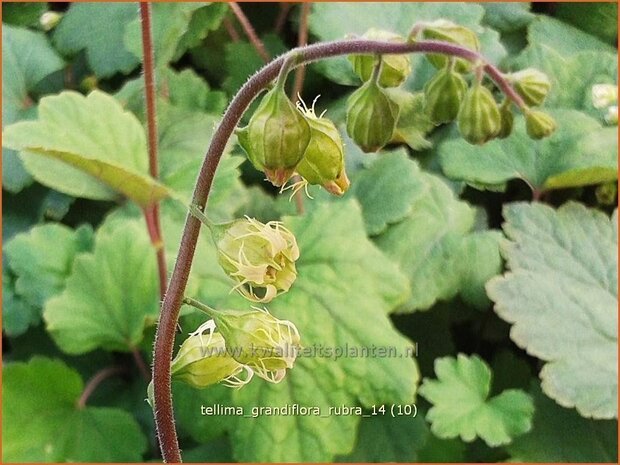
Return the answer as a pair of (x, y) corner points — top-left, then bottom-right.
(211, 215), (300, 302)
(80, 75), (98, 92)
(423, 65), (468, 123)
(237, 86), (311, 186)
(294, 97), (349, 196)
(509, 68), (551, 107)
(525, 109), (557, 139)
(421, 20), (480, 72)
(208, 307), (301, 383)
(457, 82), (501, 145)
(497, 100), (514, 139)
(346, 78), (400, 152)
(171, 320), (253, 389)
(349, 29), (412, 87)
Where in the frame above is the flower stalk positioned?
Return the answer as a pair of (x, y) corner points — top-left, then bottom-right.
(152, 37), (527, 463)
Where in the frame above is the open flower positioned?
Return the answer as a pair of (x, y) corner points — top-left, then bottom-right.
(190, 205), (300, 302)
(208, 307), (301, 383)
(215, 216), (299, 302)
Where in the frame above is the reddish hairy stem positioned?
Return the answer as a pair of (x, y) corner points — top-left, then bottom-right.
(152, 38), (525, 463)
(140, 3), (159, 180)
(229, 2), (270, 63)
(140, 3), (168, 302)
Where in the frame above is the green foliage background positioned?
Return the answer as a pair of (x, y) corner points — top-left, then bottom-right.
(2, 2), (618, 462)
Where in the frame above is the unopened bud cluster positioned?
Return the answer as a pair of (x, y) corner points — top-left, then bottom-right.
(170, 306), (301, 389)
(419, 21), (555, 144)
(237, 20), (558, 200)
(341, 21), (557, 151)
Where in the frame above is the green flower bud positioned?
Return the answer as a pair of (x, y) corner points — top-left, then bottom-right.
(294, 98), (349, 196)
(171, 320), (253, 389)
(209, 307), (301, 383)
(509, 68), (551, 107)
(525, 110), (557, 140)
(346, 79), (400, 152)
(80, 75), (98, 92)
(497, 101), (514, 139)
(423, 66), (468, 123)
(349, 29), (412, 87)
(457, 83), (501, 145)
(40, 11), (62, 31)
(421, 20), (480, 72)
(212, 216), (300, 303)
(237, 86), (311, 186)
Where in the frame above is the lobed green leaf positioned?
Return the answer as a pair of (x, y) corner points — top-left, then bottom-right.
(2, 357), (147, 462)
(419, 354), (534, 446)
(44, 220), (159, 354)
(3, 25), (64, 192)
(53, 3), (140, 77)
(440, 110), (617, 192)
(487, 202), (618, 419)
(2, 90), (171, 207)
(4, 223), (93, 308)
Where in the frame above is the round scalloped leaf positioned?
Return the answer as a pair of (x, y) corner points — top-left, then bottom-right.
(373, 165), (476, 311)
(350, 149), (427, 235)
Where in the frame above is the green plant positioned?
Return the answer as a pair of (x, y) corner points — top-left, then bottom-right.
(2, 3), (617, 463)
